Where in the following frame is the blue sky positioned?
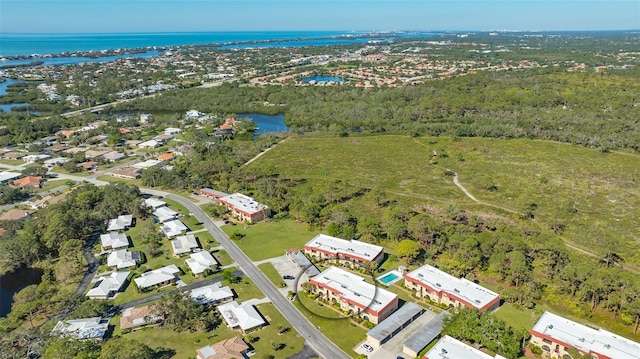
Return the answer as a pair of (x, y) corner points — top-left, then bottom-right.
(1, 0), (638, 33)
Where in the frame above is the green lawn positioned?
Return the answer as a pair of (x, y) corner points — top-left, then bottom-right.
(222, 219), (321, 261)
(161, 197), (204, 231)
(196, 231), (217, 249)
(212, 249), (234, 266)
(39, 179), (70, 192)
(230, 277), (266, 301)
(293, 297), (367, 356)
(0, 159), (26, 165)
(257, 262), (286, 289)
(494, 303), (539, 333)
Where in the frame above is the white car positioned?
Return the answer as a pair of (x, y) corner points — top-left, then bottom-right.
(361, 343), (373, 352)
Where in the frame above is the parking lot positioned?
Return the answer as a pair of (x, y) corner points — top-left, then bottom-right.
(257, 255), (312, 295)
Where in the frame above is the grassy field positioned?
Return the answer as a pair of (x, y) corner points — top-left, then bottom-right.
(39, 179), (69, 192)
(293, 296), (367, 356)
(212, 249), (234, 266)
(257, 262), (286, 289)
(221, 220), (321, 261)
(253, 136), (640, 267)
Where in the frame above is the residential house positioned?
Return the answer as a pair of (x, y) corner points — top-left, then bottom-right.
(77, 161), (98, 171)
(12, 176), (43, 190)
(56, 129), (78, 138)
(154, 134), (173, 142)
(2, 152), (25, 160)
(111, 167), (142, 180)
(133, 264), (181, 289)
(107, 249), (140, 269)
(218, 301), (266, 332)
(51, 317), (108, 341)
(199, 188), (229, 200)
(44, 145), (67, 153)
(0, 209), (33, 221)
(530, 311), (640, 359)
(120, 305), (162, 331)
(100, 232), (129, 251)
(157, 152), (175, 162)
(310, 266), (398, 324)
(29, 193), (66, 209)
(86, 271), (130, 299)
(153, 206), (178, 223)
(423, 335), (508, 359)
(163, 127), (182, 135)
(44, 157), (69, 168)
(132, 159), (163, 169)
(170, 234), (200, 256)
(23, 154), (51, 163)
(107, 214), (133, 232)
(190, 282), (234, 306)
(303, 234), (385, 267)
(186, 251), (219, 276)
(138, 139), (162, 149)
(403, 264), (500, 312)
(144, 197), (166, 209)
(0, 171), (21, 184)
(195, 336), (249, 359)
(63, 147), (87, 155)
(84, 150), (109, 159)
(102, 151), (127, 162)
(218, 193), (270, 223)
(40, 136), (58, 146)
(160, 219), (188, 238)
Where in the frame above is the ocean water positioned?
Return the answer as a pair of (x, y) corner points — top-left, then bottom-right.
(0, 31), (354, 57)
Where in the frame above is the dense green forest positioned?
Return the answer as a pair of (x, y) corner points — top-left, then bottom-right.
(115, 67), (640, 151)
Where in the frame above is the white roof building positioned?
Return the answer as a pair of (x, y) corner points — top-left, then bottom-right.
(107, 214), (133, 232)
(160, 219), (188, 238)
(304, 234), (385, 263)
(44, 157), (69, 167)
(530, 311), (640, 359)
(100, 232), (129, 250)
(311, 266), (397, 317)
(190, 282), (234, 305)
(23, 154), (51, 163)
(171, 234), (200, 256)
(186, 251), (219, 275)
(134, 264), (181, 289)
(0, 171), (21, 184)
(138, 139), (162, 148)
(51, 317), (108, 340)
(144, 197), (166, 209)
(107, 249), (139, 269)
(404, 264), (500, 311)
(153, 206), (178, 223)
(164, 127), (182, 135)
(86, 271), (130, 299)
(218, 193), (270, 223)
(132, 159), (163, 169)
(218, 301), (265, 332)
(424, 335), (508, 359)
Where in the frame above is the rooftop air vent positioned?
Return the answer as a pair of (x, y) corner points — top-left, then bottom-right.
(454, 288), (460, 293)
(436, 283), (442, 287)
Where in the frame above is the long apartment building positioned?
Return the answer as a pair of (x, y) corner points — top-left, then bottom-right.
(309, 266), (398, 324)
(530, 311), (640, 359)
(218, 193), (270, 223)
(303, 234), (384, 266)
(404, 264), (500, 312)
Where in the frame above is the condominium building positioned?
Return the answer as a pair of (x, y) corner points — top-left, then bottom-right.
(303, 234), (384, 267)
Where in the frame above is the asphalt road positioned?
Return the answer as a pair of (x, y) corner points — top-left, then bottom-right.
(156, 191), (351, 359)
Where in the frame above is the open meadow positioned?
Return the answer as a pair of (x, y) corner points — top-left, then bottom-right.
(254, 135), (640, 267)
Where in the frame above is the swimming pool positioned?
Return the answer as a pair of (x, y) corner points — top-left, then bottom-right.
(377, 270), (403, 285)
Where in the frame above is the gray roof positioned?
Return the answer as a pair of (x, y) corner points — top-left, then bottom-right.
(404, 311), (451, 354)
(367, 302), (425, 342)
(286, 249), (320, 277)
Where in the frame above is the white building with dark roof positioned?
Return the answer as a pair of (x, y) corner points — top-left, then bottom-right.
(530, 311), (640, 359)
(310, 266), (398, 324)
(404, 264), (500, 311)
(100, 232), (129, 251)
(218, 193), (270, 223)
(86, 271), (130, 299)
(170, 234), (200, 256)
(304, 234), (385, 266)
(424, 335), (508, 359)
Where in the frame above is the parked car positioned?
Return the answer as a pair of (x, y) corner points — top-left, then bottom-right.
(361, 343), (373, 352)
(282, 275), (295, 280)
